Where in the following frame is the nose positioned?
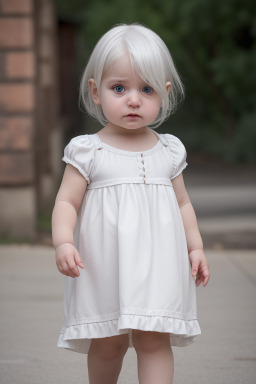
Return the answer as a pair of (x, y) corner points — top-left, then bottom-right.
(127, 90), (141, 108)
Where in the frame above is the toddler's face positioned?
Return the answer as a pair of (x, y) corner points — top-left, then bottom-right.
(89, 54), (169, 132)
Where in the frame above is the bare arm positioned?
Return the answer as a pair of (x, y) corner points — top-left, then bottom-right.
(172, 173), (210, 287)
(52, 164), (88, 277)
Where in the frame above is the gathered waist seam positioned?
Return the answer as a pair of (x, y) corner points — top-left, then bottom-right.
(87, 177), (173, 189)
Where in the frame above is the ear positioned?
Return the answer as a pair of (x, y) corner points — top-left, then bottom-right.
(88, 78), (101, 105)
(166, 81), (171, 95)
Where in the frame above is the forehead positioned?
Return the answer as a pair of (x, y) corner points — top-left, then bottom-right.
(102, 54), (141, 82)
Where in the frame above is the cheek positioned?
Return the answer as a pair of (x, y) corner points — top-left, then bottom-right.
(100, 100), (120, 120)
(101, 93), (122, 108)
(149, 98), (162, 116)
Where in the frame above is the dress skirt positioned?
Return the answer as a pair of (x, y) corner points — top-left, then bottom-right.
(57, 182), (201, 354)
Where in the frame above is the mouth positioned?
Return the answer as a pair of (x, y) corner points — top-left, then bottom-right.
(126, 113), (141, 118)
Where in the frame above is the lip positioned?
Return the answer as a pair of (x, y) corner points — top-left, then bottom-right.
(126, 114), (141, 118)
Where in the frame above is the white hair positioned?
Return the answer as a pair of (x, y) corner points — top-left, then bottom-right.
(79, 23), (185, 128)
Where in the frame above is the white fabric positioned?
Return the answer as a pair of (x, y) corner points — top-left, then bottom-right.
(58, 128), (201, 354)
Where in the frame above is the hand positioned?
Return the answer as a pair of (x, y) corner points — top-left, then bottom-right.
(188, 248), (210, 287)
(55, 243), (85, 278)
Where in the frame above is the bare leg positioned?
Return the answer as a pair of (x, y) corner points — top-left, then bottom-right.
(87, 334), (129, 384)
(133, 330), (174, 384)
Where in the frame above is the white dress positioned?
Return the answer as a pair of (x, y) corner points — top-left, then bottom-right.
(57, 128), (201, 354)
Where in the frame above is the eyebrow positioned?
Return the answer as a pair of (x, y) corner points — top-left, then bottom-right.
(107, 78), (129, 83)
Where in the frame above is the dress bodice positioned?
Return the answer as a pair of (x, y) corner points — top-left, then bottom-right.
(62, 128), (188, 190)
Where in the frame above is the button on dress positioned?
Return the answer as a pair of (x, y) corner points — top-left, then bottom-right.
(57, 128), (201, 354)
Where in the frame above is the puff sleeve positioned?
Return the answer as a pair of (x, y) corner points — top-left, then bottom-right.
(165, 134), (188, 179)
(62, 135), (96, 184)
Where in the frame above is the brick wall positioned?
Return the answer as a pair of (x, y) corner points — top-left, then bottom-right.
(0, 0), (35, 186)
(0, 0), (60, 240)
(35, 0), (60, 215)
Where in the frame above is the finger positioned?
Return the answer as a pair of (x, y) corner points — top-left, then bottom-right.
(61, 271), (70, 277)
(200, 264), (210, 287)
(68, 264), (80, 278)
(74, 250), (85, 269)
(196, 268), (210, 287)
(196, 276), (204, 286)
(196, 267), (206, 284)
(66, 259), (80, 277)
(203, 272), (210, 287)
(195, 273), (203, 286)
(57, 263), (71, 277)
(191, 261), (200, 277)
(62, 261), (77, 278)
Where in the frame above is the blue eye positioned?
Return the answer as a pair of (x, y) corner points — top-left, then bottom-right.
(142, 86), (152, 94)
(114, 85), (124, 93)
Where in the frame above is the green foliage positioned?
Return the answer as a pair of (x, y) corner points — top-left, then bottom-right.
(53, 0), (256, 163)
(38, 213), (52, 231)
(0, 234), (31, 244)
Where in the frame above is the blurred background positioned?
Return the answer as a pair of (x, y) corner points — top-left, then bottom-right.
(0, 0), (255, 247)
(0, 2), (256, 384)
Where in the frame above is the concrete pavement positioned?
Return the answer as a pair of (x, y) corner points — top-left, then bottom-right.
(0, 244), (256, 384)
(188, 182), (256, 249)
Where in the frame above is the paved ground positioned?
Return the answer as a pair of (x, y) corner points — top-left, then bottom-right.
(184, 157), (256, 250)
(0, 244), (255, 384)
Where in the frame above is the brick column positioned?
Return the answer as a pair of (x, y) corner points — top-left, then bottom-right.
(35, 0), (60, 216)
(0, 0), (36, 240)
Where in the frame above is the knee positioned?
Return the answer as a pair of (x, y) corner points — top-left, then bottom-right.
(91, 334), (129, 360)
(132, 330), (170, 353)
